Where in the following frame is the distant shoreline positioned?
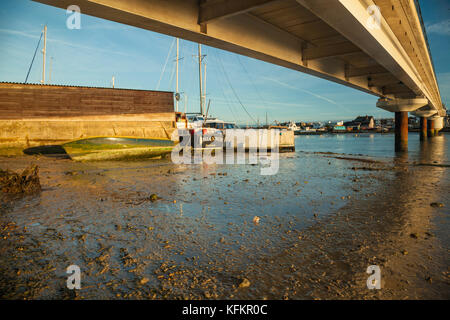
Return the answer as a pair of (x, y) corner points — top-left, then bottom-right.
(294, 129), (450, 135)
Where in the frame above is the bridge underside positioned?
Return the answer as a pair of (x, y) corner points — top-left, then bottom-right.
(34, 0), (443, 116)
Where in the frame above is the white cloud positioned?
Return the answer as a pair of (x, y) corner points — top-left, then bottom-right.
(211, 96), (311, 109)
(261, 76), (351, 113)
(0, 28), (132, 57)
(0, 28), (39, 40)
(426, 19), (450, 36)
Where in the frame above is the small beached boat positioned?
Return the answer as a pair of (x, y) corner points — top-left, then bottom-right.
(62, 137), (176, 161)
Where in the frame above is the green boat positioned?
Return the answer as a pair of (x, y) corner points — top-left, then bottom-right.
(62, 137), (176, 161)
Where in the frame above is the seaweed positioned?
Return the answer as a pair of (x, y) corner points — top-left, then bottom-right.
(0, 164), (41, 194)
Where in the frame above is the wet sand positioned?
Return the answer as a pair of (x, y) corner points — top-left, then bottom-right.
(0, 133), (449, 299)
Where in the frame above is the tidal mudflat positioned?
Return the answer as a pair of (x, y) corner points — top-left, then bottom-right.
(0, 133), (448, 299)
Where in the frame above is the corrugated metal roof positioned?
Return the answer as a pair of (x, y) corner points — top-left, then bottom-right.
(0, 81), (173, 94)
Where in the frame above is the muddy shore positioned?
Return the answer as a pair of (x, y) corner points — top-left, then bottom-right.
(0, 135), (449, 300)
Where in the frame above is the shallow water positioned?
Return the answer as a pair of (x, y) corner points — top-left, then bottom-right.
(0, 133), (448, 299)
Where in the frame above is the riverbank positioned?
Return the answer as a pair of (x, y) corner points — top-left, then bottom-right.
(0, 133), (448, 299)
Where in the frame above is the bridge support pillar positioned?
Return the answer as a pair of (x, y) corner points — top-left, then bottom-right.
(434, 117), (444, 135)
(427, 117), (444, 137)
(427, 119), (435, 137)
(395, 111), (408, 152)
(420, 117), (427, 140)
(377, 98), (428, 152)
(412, 108), (437, 142)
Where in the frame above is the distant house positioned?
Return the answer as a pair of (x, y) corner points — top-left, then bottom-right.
(343, 121), (360, 131)
(333, 125), (347, 132)
(408, 116), (419, 129)
(354, 115), (375, 129)
(344, 115), (375, 130)
(380, 118), (395, 128)
(312, 122), (323, 129)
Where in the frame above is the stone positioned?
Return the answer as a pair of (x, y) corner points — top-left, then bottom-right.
(430, 202), (444, 208)
(238, 278), (250, 288)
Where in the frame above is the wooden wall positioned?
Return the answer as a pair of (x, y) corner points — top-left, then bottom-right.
(0, 82), (174, 120)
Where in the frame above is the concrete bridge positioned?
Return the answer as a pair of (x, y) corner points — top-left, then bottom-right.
(35, 0), (445, 151)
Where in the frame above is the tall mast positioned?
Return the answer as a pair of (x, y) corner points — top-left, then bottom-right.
(176, 38), (179, 112)
(48, 56), (53, 84)
(198, 44), (203, 116)
(203, 61), (207, 112)
(41, 25), (47, 84)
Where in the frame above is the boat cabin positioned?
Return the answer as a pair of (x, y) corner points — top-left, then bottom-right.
(204, 120), (237, 130)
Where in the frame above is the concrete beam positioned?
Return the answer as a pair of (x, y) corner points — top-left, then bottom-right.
(411, 107), (437, 118)
(382, 84), (412, 95)
(376, 98), (428, 112)
(346, 66), (389, 78)
(304, 42), (361, 60)
(199, 0), (276, 24)
(368, 73), (400, 87)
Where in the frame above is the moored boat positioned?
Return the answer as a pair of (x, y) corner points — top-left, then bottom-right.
(62, 137), (176, 161)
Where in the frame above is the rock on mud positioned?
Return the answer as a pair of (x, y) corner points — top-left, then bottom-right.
(238, 278), (251, 288)
(0, 164), (41, 194)
(430, 202), (444, 208)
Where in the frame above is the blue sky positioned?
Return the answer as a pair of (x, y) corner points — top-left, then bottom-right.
(0, 0), (448, 124)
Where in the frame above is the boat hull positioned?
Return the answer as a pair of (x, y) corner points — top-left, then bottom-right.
(62, 137), (175, 161)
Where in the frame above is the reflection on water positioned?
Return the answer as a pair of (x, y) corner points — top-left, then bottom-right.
(297, 132), (449, 164)
(0, 133), (448, 299)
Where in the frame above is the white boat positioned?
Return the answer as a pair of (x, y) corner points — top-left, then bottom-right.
(186, 117), (237, 150)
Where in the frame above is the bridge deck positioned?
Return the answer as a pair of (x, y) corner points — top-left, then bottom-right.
(34, 0), (443, 115)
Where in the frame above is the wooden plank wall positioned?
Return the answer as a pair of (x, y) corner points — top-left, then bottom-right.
(0, 83), (174, 120)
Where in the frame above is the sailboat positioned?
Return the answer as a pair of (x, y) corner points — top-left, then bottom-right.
(175, 42), (207, 130)
(175, 43), (236, 149)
